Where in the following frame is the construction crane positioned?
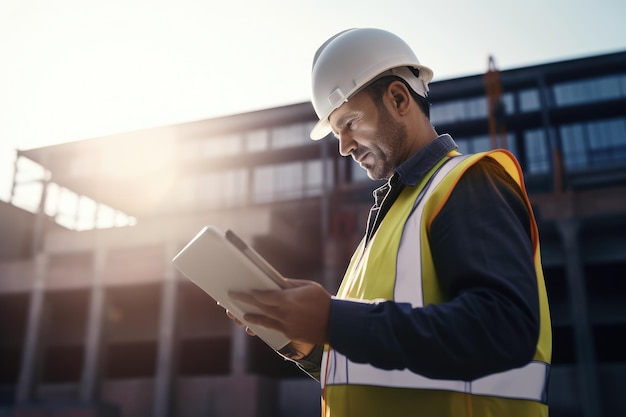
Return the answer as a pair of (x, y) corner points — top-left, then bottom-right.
(484, 55), (508, 150)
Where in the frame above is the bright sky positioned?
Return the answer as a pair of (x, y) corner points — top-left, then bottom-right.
(1, 0), (625, 200)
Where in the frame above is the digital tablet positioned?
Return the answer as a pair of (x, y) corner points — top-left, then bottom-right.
(172, 225), (294, 354)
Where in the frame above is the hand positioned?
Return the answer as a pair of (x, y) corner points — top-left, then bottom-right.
(225, 309), (256, 336)
(228, 279), (331, 346)
(224, 305), (315, 360)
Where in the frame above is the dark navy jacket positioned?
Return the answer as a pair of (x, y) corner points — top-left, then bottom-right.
(300, 134), (540, 381)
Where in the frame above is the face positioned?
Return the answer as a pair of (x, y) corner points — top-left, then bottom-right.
(329, 90), (409, 180)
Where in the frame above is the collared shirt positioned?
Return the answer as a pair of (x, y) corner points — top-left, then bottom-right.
(365, 134), (457, 246)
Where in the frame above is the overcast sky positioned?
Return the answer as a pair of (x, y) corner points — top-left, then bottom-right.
(1, 0), (625, 198)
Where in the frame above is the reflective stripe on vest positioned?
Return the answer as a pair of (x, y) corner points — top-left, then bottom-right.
(323, 350), (549, 402)
(323, 153), (549, 404)
(395, 154), (471, 306)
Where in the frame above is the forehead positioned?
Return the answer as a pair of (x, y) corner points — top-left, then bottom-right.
(328, 90), (375, 126)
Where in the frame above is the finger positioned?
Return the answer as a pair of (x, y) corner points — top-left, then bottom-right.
(243, 290), (284, 307)
(226, 310), (246, 328)
(228, 291), (266, 308)
(229, 290), (285, 312)
(282, 278), (315, 289)
(243, 313), (284, 333)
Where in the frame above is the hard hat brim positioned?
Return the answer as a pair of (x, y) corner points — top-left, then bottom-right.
(310, 117), (334, 141)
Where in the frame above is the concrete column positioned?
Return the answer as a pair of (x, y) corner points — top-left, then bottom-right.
(557, 219), (603, 417)
(79, 249), (107, 402)
(153, 243), (179, 417)
(15, 253), (47, 403)
(230, 322), (249, 375)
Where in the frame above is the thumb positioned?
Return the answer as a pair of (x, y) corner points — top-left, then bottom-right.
(283, 278), (318, 289)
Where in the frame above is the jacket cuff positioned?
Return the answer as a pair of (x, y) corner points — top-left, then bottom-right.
(328, 297), (378, 354)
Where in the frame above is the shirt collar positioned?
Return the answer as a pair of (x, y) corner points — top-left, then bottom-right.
(394, 134), (458, 186)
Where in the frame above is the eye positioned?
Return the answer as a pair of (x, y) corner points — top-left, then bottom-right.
(346, 120), (354, 130)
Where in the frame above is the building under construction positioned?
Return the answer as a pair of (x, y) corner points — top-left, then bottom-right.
(1, 50), (625, 417)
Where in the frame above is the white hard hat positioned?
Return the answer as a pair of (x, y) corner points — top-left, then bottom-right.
(309, 28), (434, 140)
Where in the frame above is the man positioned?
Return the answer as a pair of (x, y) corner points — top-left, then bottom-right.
(230, 28), (552, 417)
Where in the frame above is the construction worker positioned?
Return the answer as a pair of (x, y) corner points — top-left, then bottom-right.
(229, 28), (552, 417)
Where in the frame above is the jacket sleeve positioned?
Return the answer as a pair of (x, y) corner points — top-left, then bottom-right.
(327, 157), (541, 381)
(295, 344), (324, 381)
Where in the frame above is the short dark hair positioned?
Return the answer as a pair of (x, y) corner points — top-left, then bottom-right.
(363, 74), (431, 119)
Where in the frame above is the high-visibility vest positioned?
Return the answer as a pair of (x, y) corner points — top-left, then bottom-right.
(322, 150), (552, 417)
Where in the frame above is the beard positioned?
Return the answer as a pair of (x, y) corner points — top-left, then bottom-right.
(358, 105), (409, 180)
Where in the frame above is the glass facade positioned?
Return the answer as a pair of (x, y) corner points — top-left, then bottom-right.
(524, 129), (551, 174)
(7, 155), (137, 231)
(182, 122), (317, 160)
(181, 133), (242, 159)
(519, 89), (541, 112)
(169, 120), (332, 211)
(430, 93), (515, 126)
(195, 169), (249, 208)
(44, 183), (136, 231)
(10, 61), (626, 229)
(553, 73), (626, 107)
(174, 74), (626, 207)
(252, 159), (328, 204)
(430, 96), (487, 124)
(455, 135), (492, 154)
(245, 129), (270, 152)
(424, 72), (626, 181)
(561, 117), (626, 171)
(270, 123), (312, 149)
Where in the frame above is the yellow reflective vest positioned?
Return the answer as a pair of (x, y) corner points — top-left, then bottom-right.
(322, 150), (552, 417)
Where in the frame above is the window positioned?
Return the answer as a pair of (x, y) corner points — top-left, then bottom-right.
(471, 136), (491, 153)
(75, 196), (98, 231)
(553, 74), (626, 107)
(455, 135), (515, 155)
(43, 183), (136, 230)
(0, 148), (16, 203)
(253, 162), (303, 202)
(275, 161), (304, 199)
(253, 165), (274, 204)
(350, 159), (370, 183)
(587, 118), (626, 166)
(10, 156), (47, 213)
(253, 159), (328, 203)
(560, 124), (588, 171)
(431, 100), (466, 124)
(456, 139), (471, 155)
(560, 117), (626, 171)
(502, 93), (515, 115)
(304, 159), (325, 196)
(271, 123), (310, 149)
(519, 89), (541, 112)
(524, 129), (551, 174)
(54, 187), (79, 229)
(245, 129), (269, 152)
(181, 134), (242, 160)
(196, 169), (248, 208)
(465, 97), (488, 119)
(431, 96), (490, 125)
(98, 206), (119, 228)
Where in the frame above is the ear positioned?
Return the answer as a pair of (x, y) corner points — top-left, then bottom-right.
(386, 81), (412, 116)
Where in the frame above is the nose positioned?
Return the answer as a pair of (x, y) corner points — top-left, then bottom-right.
(338, 133), (357, 157)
